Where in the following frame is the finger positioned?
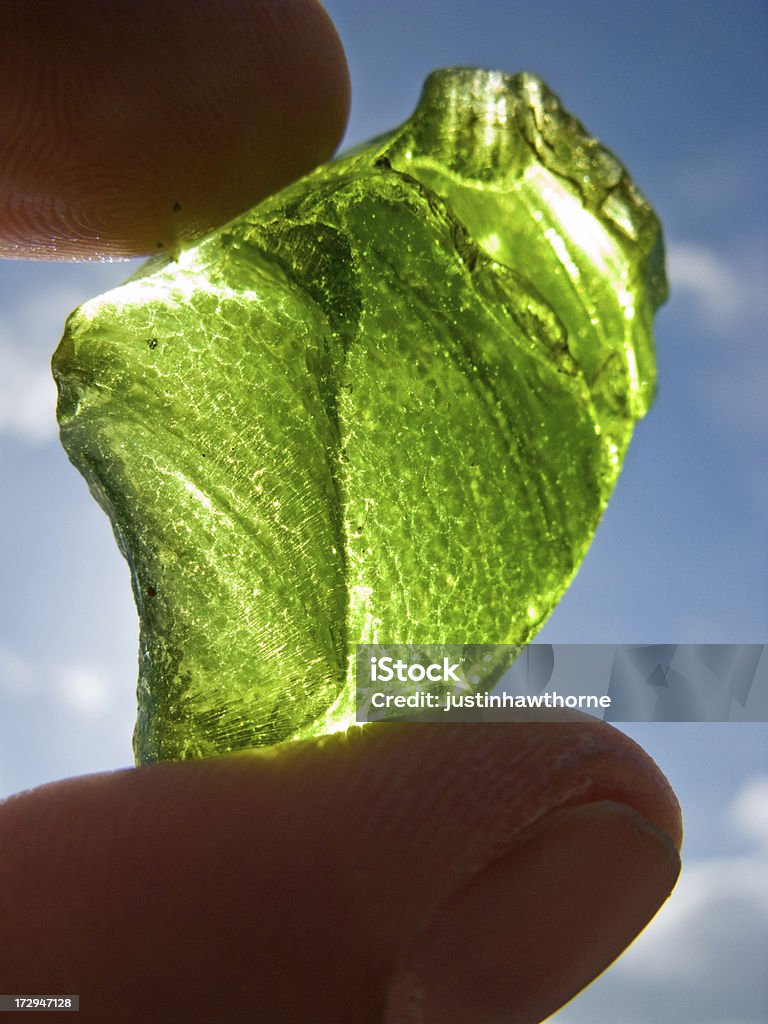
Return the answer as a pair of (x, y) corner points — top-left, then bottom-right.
(0, 0), (350, 259)
(0, 721), (681, 1024)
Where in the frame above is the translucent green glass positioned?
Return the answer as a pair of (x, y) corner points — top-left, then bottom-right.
(52, 69), (666, 762)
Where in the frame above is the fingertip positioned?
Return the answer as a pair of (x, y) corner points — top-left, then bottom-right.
(0, 0), (350, 259)
(387, 800), (680, 1024)
(0, 722), (680, 1023)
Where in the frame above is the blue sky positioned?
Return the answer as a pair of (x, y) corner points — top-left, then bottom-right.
(1, 1), (766, 1021)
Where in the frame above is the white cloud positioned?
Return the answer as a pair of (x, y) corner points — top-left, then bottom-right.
(0, 645), (113, 719)
(0, 264), (137, 444)
(0, 636), (136, 799)
(620, 854), (768, 978)
(551, 776), (768, 1023)
(0, 284), (84, 443)
(665, 240), (768, 453)
(730, 775), (768, 851)
(667, 242), (742, 320)
(0, 333), (58, 442)
(666, 240), (768, 332)
(55, 664), (113, 719)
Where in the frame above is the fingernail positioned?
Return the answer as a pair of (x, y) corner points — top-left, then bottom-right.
(386, 800), (681, 1024)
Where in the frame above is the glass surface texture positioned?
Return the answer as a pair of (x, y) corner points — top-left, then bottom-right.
(52, 69), (666, 761)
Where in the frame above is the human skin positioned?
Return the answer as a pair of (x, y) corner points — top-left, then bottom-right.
(0, 4), (681, 1022)
(0, 0), (350, 258)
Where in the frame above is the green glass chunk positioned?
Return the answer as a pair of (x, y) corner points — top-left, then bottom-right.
(52, 68), (666, 762)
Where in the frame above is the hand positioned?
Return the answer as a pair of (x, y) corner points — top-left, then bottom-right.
(1, 724), (680, 1024)
(0, 0), (349, 258)
(0, 4), (681, 1022)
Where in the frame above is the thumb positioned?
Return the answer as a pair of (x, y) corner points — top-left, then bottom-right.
(0, 0), (349, 258)
(0, 721), (680, 1023)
